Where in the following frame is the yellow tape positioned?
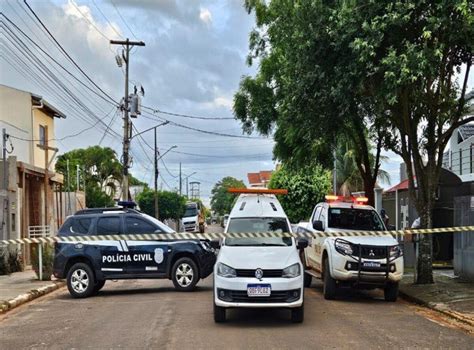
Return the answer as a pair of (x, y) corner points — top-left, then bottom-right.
(0, 226), (473, 246)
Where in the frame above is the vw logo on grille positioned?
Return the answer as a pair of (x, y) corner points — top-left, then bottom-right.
(369, 249), (375, 257)
(255, 268), (263, 280)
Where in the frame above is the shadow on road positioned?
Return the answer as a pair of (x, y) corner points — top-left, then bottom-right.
(309, 281), (387, 304)
(221, 308), (300, 328)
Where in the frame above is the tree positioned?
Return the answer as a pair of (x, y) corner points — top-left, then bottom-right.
(210, 177), (246, 215)
(234, 0), (388, 206)
(268, 165), (332, 223)
(340, 0), (474, 283)
(55, 146), (145, 208)
(137, 188), (186, 221)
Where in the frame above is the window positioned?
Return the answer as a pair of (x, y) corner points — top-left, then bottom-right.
(96, 216), (121, 235)
(328, 208), (384, 231)
(59, 217), (92, 236)
(126, 216), (158, 234)
(39, 125), (46, 146)
(313, 207), (322, 222)
(226, 217), (292, 247)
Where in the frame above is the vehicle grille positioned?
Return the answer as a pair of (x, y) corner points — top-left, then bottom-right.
(353, 245), (388, 259)
(235, 269), (283, 278)
(217, 289), (300, 303)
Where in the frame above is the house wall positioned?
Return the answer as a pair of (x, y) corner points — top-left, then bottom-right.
(454, 196), (474, 281)
(447, 135), (474, 183)
(32, 108), (56, 171)
(0, 85), (34, 164)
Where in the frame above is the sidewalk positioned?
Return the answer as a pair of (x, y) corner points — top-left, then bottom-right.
(0, 269), (65, 314)
(400, 269), (474, 326)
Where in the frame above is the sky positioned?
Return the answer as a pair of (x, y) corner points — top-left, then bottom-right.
(0, 0), (409, 206)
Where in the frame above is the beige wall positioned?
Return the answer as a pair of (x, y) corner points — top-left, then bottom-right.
(0, 85), (34, 164)
(32, 108), (56, 171)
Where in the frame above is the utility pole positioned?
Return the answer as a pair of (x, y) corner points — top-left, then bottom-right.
(76, 164), (80, 192)
(154, 128), (159, 219)
(179, 163), (182, 196)
(2, 128), (8, 241)
(110, 38), (145, 201)
(66, 159), (71, 216)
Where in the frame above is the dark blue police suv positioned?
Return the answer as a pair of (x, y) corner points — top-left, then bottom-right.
(53, 207), (216, 298)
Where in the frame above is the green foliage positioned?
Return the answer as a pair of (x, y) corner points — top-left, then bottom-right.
(0, 248), (23, 275)
(56, 146), (146, 208)
(210, 177), (246, 215)
(137, 188), (186, 221)
(31, 245), (54, 281)
(268, 165), (332, 223)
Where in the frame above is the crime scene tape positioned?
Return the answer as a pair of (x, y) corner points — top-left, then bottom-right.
(0, 226), (473, 246)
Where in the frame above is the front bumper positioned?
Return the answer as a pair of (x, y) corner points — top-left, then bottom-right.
(331, 254), (404, 284)
(214, 274), (304, 308)
(183, 222), (198, 232)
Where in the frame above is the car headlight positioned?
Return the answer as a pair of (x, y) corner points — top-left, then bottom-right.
(282, 263), (301, 278)
(334, 240), (353, 255)
(389, 245), (403, 258)
(217, 263), (236, 278)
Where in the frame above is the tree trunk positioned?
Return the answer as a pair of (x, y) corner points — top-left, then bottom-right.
(415, 204), (434, 284)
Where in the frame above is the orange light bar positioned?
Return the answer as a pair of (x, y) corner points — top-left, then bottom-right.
(353, 196), (369, 203)
(325, 195), (340, 201)
(228, 188), (288, 195)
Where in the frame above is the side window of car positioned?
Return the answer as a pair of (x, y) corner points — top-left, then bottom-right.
(96, 216), (121, 235)
(319, 210), (326, 229)
(59, 217), (92, 236)
(313, 207), (322, 222)
(125, 216), (160, 234)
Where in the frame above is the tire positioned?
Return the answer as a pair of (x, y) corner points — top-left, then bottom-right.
(171, 257), (199, 291)
(304, 272), (312, 288)
(92, 280), (106, 294)
(323, 258), (337, 300)
(214, 303), (226, 323)
(66, 262), (96, 298)
(384, 282), (399, 302)
(291, 304), (304, 323)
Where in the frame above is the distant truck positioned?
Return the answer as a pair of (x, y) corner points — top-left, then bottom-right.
(182, 202), (205, 233)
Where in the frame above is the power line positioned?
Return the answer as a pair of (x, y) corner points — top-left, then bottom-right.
(170, 150), (269, 159)
(90, 0), (123, 39)
(70, 0), (113, 43)
(110, 0), (137, 40)
(142, 105), (235, 120)
(22, 0), (118, 105)
(141, 112), (265, 139)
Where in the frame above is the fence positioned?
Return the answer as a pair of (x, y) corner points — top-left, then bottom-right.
(28, 225), (51, 280)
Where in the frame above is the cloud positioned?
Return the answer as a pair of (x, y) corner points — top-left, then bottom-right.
(199, 7), (212, 25)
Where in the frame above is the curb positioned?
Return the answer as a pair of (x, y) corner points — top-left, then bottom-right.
(0, 281), (66, 314)
(399, 290), (474, 327)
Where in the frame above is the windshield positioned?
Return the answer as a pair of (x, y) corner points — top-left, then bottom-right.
(184, 207), (198, 217)
(328, 208), (384, 231)
(226, 217), (292, 246)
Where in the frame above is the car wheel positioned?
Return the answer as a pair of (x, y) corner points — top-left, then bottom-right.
(214, 303), (226, 323)
(291, 304), (304, 323)
(93, 280), (106, 294)
(304, 272), (312, 288)
(323, 258), (337, 300)
(171, 257), (199, 291)
(384, 282), (399, 302)
(67, 262), (95, 298)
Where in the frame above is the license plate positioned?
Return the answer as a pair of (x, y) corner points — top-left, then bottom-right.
(363, 261), (381, 268)
(247, 284), (271, 297)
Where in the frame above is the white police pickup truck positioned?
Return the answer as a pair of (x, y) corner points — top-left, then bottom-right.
(212, 188), (307, 323)
(297, 196), (403, 302)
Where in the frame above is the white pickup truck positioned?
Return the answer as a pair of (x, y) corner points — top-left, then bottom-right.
(296, 196), (403, 302)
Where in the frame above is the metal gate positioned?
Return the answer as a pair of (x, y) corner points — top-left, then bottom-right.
(453, 196), (474, 280)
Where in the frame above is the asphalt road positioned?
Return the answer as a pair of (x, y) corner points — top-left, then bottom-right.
(1, 275), (473, 349)
(1, 225), (472, 349)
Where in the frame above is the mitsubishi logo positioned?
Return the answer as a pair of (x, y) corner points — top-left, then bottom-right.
(255, 268), (263, 280)
(369, 249), (375, 257)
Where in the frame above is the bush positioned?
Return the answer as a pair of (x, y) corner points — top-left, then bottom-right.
(31, 244), (54, 281)
(0, 247), (23, 275)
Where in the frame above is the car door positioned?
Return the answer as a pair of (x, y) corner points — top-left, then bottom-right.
(122, 215), (169, 275)
(95, 215), (128, 277)
(306, 206), (322, 267)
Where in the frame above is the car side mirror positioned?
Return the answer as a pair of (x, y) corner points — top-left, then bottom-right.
(210, 240), (221, 249)
(297, 238), (308, 250)
(312, 220), (324, 231)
